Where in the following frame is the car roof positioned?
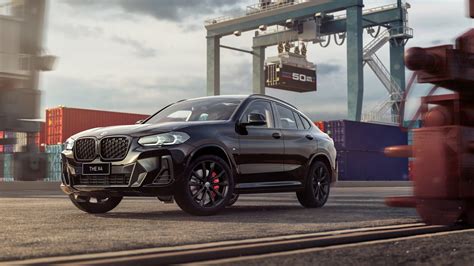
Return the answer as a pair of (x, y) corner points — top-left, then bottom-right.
(248, 94), (298, 110)
(178, 94), (299, 110)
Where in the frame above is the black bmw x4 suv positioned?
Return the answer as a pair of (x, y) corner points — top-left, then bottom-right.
(61, 94), (337, 216)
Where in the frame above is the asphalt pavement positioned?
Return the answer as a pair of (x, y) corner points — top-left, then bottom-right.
(211, 229), (474, 266)
(0, 187), (418, 262)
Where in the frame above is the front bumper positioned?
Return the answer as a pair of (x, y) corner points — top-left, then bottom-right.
(61, 142), (194, 196)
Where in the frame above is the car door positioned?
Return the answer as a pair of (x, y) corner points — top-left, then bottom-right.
(236, 100), (286, 183)
(274, 103), (317, 184)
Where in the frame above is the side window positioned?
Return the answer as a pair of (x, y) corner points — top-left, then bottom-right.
(300, 114), (312, 129)
(241, 101), (275, 128)
(293, 111), (303, 130)
(276, 105), (298, 130)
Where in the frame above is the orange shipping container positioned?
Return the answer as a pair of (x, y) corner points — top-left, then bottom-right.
(314, 121), (325, 132)
(46, 107), (149, 145)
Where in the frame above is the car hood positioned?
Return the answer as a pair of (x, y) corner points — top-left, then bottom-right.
(70, 121), (217, 139)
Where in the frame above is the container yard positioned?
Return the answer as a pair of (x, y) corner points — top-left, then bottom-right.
(0, 107), (149, 181)
(45, 107), (149, 145)
(1, 0), (474, 265)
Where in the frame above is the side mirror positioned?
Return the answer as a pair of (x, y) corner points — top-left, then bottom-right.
(136, 120), (144, 124)
(244, 113), (267, 126)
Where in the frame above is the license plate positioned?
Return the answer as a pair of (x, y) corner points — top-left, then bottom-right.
(82, 163), (111, 176)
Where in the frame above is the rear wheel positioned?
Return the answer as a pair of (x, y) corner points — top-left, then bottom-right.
(69, 194), (122, 214)
(297, 160), (331, 208)
(175, 155), (234, 216)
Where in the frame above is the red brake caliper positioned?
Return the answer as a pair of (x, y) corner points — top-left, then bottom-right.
(211, 172), (219, 199)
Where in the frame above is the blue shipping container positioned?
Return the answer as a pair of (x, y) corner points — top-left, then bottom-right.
(324, 120), (408, 152)
(45, 145), (64, 182)
(337, 150), (408, 181)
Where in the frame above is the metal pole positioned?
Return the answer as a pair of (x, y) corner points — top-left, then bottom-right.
(346, 5), (364, 121)
(252, 45), (265, 94)
(207, 36), (220, 96)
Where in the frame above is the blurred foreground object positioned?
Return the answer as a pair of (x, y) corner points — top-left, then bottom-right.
(0, 0), (56, 133)
(385, 0), (474, 225)
(0, 0), (56, 182)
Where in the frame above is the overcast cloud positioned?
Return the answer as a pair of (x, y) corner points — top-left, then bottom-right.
(41, 0), (474, 121)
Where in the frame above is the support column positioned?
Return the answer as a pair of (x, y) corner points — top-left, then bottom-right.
(252, 46), (265, 94)
(390, 22), (406, 121)
(346, 5), (364, 121)
(207, 36), (220, 96)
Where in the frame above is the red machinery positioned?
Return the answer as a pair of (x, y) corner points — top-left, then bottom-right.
(384, 2), (474, 225)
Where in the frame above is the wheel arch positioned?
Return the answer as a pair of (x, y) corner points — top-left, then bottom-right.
(187, 144), (235, 171)
(308, 152), (335, 183)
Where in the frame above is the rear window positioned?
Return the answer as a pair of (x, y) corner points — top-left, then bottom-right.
(300, 115), (312, 129)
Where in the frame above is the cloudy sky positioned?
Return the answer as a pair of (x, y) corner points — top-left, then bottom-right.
(40, 0), (473, 121)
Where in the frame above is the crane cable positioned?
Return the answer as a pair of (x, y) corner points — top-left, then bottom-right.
(368, 26), (382, 38)
(334, 33), (346, 46)
(319, 35), (331, 48)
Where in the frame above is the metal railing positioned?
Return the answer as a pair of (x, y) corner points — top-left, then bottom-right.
(333, 3), (404, 21)
(364, 26), (413, 57)
(367, 53), (402, 95)
(205, 0), (305, 25)
(0, 52), (31, 76)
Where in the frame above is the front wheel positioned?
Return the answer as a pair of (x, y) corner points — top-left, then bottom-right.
(175, 155), (234, 216)
(69, 194), (123, 214)
(297, 160), (331, 208)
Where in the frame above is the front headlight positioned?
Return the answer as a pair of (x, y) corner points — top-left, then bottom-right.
(138, 132), (190, 147)
(65, 138), (75, 150)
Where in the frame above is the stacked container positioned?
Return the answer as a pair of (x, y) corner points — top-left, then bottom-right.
(3, 132), (15, 153)
(324, 120), (408, 181)
(45, 144), (63, 182)
(0, 131), (3, 153)
(46, 107), (149, 145)
(2, 154), (13, 181)
(314, 121), (325, 132)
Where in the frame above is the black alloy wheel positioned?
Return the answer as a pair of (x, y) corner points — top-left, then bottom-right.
(175, 155), (234, 216)
(297, 160), (331, 208)
(69, 194), (123, 214)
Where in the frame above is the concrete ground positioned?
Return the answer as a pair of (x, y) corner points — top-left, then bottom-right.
(215, 230), (474, 266)
(0, 187), (418, 262)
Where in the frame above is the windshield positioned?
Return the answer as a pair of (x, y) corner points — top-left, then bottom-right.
(146, 97), (243, 124)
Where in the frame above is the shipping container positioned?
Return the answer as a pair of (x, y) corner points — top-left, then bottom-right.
(0, 131), (3, 153)
(324, 120), (408, 152)
(2, 153), (13, 181)
(46, 107), (149, 145)
(337, 150), (409, 181)
(0, 154), (4, 180)
(45, 144), (63, 182)
(314, 121), (325, 132)
(13, 153), (47, 181)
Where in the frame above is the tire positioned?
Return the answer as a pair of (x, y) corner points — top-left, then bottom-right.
(69, 194), (122, 214)
(175, 155), (234, 216)
(227, 193), (239, 207)
(297, 160), (331, 208)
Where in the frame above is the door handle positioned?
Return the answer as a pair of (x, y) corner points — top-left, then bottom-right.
(305, 135), (314, 140)
(272, 132), (281, 139)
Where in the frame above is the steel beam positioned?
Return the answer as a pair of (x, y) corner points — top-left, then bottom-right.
(321, 8), (403, 35)
(253, 7), (404, 48)
(207, 36), (220, 96)
(252, 46), (266, 94)
(389, 21), (406, 119)
(206, 0), (362, 37)
(346, 5), (364, 121)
